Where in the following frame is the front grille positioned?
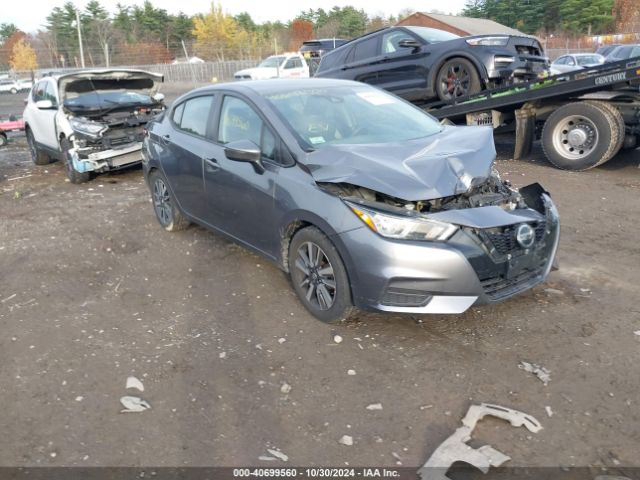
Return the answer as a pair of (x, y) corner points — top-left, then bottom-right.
(483, 222), (546, 255)
(480, 263), (545, 300)
(516, 45), (542, 56)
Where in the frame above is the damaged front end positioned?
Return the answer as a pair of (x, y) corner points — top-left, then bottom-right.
(317, 164), (559, 313)
(59, 69), (165, 173)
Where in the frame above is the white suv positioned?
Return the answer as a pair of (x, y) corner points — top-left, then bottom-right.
(234, 53), (309, 80)
(23, 69), (165, 183)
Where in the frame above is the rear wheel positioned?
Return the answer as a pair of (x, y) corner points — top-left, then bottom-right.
(61, 138), (91, 184)
(26, 129), (51, 165)
(289, 227), (355, 324)
(0, 133), (7, 147)
(541, 102), (622, 170)
(10, 87), (17, 94)
(435, 58), (481, 101)
(148, 169), (190, 232)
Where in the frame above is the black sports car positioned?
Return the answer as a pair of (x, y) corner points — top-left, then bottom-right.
(315, 26), (549, 102)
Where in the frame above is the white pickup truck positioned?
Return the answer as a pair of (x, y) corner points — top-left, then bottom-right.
(234, 53), (309, 80)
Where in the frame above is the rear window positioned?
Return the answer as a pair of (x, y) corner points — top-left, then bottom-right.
(576, 55), (602, 65)
(349, 37), (378, 62)
(317, 47), (351, 72)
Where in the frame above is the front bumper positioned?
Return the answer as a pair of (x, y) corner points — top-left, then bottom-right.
(70, 141), (143, 173)
(487, 55), (549, 81)
(339, 194), (560, 314)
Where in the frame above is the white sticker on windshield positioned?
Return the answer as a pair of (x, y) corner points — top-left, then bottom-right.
(309, 136), (326, 144)
(356, 91), (395, 106)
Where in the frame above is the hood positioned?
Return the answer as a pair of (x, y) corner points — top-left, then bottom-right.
(235, 67), (279, 79)
(58, 69), (163, 100)
(305, 125), (496, 201)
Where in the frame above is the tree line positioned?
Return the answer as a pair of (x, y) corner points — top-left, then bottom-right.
(462, 0), (635, 35)
(0, 1), (411, 71)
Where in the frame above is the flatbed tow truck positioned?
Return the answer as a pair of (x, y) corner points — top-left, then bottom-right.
(420, 56), (640, 170)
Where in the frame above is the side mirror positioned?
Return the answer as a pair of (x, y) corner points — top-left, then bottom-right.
(224, 139), (265, 174)
(398, 39), (421, 50)
(35, 100), (55, 109)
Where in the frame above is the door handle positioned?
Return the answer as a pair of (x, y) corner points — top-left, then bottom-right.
(161, 134), (171, 145)
(204, 157), (219, 173)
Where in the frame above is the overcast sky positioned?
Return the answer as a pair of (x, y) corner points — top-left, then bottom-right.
(5, 0), (467, 33)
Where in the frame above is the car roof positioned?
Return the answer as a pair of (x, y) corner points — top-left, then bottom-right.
(187, 78), (366, 97)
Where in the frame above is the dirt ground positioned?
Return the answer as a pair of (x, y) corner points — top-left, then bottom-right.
(1, 86), (639, 474)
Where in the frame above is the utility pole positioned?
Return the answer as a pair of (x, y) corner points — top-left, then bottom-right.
(76, 7), (85, 68)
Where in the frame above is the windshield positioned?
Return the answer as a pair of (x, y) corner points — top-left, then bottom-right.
(577, 55), (603, 65)
(63, 90), (156, 112)
(258, 56), (286, 68)
(264, 85), (442, 150)
(404, 26), (460, 43)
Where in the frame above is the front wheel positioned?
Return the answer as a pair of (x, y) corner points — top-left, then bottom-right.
(0, 133), (7, 147)
(289, 227), (355, 324)
(61, 138), (91, 183)
(435, 58), (481, 101)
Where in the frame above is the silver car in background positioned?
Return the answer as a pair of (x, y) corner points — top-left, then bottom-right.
(142, 79), (560, 323)
(550, 53), (605, 74)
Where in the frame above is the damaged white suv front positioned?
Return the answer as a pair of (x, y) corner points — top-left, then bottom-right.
(23, 69), (165, 183)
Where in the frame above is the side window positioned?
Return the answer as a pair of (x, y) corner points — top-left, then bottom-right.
(350, 37), (378, 62)
(218, 96), (277, 161)
(566, 57), (575, 66)
(555, 56), (566, 65)
(381, 31), (413, 54)
(631, 46), (640, 57)
(174, 96), (214, 137)
(284, 58), (296, 69)
(32, 81), (46, 102)
(44, 82), (57, 104)
(172, 102), (185, 125)
(292, 58), (303, 68)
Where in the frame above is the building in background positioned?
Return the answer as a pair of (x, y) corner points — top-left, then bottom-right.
(396, 12), (527, 37)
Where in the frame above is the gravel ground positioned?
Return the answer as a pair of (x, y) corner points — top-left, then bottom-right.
(1, 86), (639, 474)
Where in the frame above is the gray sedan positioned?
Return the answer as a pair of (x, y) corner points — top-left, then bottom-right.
(550, 53), (605, 74)
(142, 79), (559, 323)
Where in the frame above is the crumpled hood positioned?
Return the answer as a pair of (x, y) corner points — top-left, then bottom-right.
(235, 67), (279, 79)
(305, 125), (496, 201)
(58, 69), (163, 100)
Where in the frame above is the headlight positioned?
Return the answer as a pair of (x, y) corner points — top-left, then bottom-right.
(466, 36), (509, 46)
(69, 117), (107, 138)
(346, 202), (457, 241)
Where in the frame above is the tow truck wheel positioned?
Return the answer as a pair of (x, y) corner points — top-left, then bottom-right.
(541, 102), (622, 171)
(435, 58), (481, 101)
(26, 129), (51, 165)
(10, 87), (17, 94)
(61, 138), (91, 184)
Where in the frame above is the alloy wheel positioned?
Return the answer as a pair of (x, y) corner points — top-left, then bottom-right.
(294, 241), (336, 311)
(440, 63), (471, 98)
(153, 178), (172, 226)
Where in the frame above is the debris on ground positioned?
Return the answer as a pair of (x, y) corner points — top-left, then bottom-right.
(339, 435), (353, 446)
(219, 352), (227, 359)
(258, 455), (276, 461)
(120, 396), (151, 413)
(417, 403), (542, 480)
(266, 449), (289, 461)
(280, 382), (291, 394)
(519, 361), (551, 385)
(366, 403), (383, 410)
(126, 376), (144, 392)
(544, 288), (564, 296)
(420, 404), (434, 410)
(545, 406), (554, 417)
(634, 330), (640, 336)
(333, 335), (343, 344)
(347, 369), (356, 376)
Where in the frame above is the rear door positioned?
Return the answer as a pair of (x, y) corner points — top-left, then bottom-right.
(281, 56), (308, 78)
(376, 29), (429, 95)
(340, 35), (382, 85)
(160, 94), (215, 221)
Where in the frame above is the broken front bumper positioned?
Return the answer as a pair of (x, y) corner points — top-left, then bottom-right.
(339, 193), (560, 314)
(69, 142), (144, 173)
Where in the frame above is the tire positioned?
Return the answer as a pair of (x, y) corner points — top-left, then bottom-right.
(586, 100), (625, 158)
(61, 138), (91, 184)
(148, 169), (190, 232)
(541, 102), (622, 171)
(289, 226), (355, 324)
(10, 88), (17, 94)
(0, 133), (7, 147)
(435, 58), (482, 101)
(26, 129), (51, 165)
